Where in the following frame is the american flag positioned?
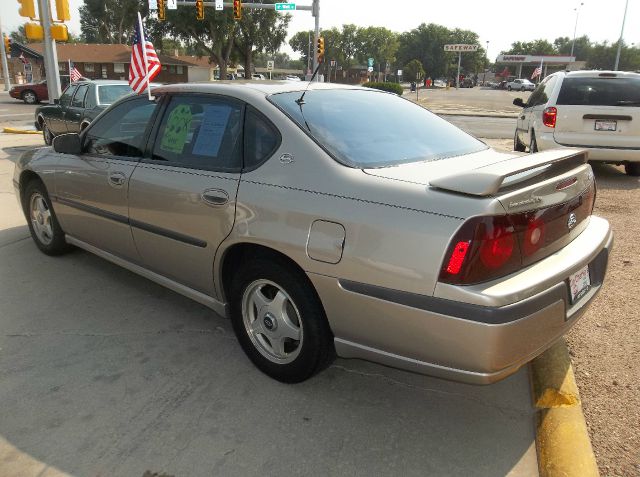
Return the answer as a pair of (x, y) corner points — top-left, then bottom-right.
(129, 19), (161, 94)
(531, 67), (542, 80)
(70, 61), (82, 82)
(19, 53), (29, 65)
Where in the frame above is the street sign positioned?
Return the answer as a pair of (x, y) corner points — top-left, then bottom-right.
(267, 60), (274, 71)
(367, 57), (374, 67)
(330, 60), (336, 67)
(367, 66), (373, 72)
(148, 0), (158, 9)
(167, 0), (177, 9)
(397, 69), (402, 76)
(443, 44), (478, 52)
(215, 0), (223, 10)
(275, 3), (296, 11)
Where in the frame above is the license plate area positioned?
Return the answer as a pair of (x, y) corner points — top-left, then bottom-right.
(595, 120), (617, 131)
(568, 265), (591, 305)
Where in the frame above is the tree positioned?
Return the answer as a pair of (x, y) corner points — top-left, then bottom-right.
(234, 1), (290, 79)
(404, 59), (425, 82)
(356, 27), (399, 76)
(10, 26), (27, 44)
(398, 23), (460, 79)
(289, 30), (313, 72)
(501, 39), (555, 56)
(80, 0), (144, 44)
(553, 35), (591, 61)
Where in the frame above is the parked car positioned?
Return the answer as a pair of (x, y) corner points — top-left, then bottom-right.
(9, 80), (49, 104)
(493, 80), (508, 90)
(284, 75), (301, 81)
(252, 74), (266, 80)
(14, 83), (612, 384)
(35, 80), (134, 145)
(513, 70), (640, 176)
(507, 78), (536, 91)
(460, 78), (475, 88)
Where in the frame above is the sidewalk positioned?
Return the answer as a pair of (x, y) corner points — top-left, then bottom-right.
(0, 133), (539, 477)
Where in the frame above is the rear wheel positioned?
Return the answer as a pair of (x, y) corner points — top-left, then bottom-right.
(508, 86), (512, 91)
(529, 132), (538, 153)
(22, 90), (37, 104)
(521, 86), (525, 92)
(23, 180), (71, 255)
(625, 163), (640, 177)
(229, 257), (334, 383)
(514, 130), (526, 152)
(43, 123), (53, 145)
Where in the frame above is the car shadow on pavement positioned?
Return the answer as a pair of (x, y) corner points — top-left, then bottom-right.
(0, 226), (538, 477)
(591, 163), (640, 191)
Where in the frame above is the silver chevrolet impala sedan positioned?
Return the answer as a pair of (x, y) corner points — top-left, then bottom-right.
(13, 82), (613, 384)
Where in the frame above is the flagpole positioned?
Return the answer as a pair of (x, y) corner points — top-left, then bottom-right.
(137, 12), (152, 101)
(68, 59), (71, 82)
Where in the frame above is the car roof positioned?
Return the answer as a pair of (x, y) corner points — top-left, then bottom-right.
(151, 81), (365, 99)
(561, 70), (640, 79)
(72, 79), (132, 86)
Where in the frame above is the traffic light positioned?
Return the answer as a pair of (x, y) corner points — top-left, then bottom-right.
(157, 0), (166, 21)
(17, 0), (36, 19)
(50, 23), (68, 41)
(25, 22), (44, 40)
(3, 36), (11, 55)
(54, 0), (70, 21)
(196, 0), (204, 20)
(317, 37), (325, 63)
(233, 0), (242, 20)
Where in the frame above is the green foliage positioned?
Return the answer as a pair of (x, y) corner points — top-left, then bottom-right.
(403, 59), (425, 81)
(502, 40), (555, 56)
(362, 82), (403, 95)
(80, 0), (145, 44)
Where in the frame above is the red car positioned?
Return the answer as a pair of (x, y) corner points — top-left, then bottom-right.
(9, 80), (49, 104)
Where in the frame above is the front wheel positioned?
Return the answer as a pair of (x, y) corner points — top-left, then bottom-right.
(229, 258), (334, 383)
(529, 132), (538, 153)
(508, 86), (512, 91)
(43, 123), (53, 145)
(625, 163), (640, 176)
(521, 87), (526, 92)
(23, 180), (72, 255)
(22, 90), (37, 104)
(514, 130), (526, 152)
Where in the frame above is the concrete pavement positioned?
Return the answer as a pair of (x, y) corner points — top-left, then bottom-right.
(0, 133), (539, 476)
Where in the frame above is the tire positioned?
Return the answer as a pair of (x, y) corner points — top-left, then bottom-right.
(508, 86), (512, 91)
(625, 163), (640, 176)
(23, 180), (72, 256)
(229, 257), (334, 383)
(521, 87), (525, 92)
(43, 123), (54, 146)
(514, 130), (526, 152)
(22, 90), (38, 104)
(529, 132), (538, 153)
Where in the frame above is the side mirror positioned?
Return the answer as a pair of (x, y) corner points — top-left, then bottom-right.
(53, 133), (82, 155)
(513, 98), (526, 108)
(53, 98), (60, 105)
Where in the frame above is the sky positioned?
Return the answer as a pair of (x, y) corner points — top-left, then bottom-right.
(2, 0), (638, 63)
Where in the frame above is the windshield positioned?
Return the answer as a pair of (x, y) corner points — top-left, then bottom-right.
(557, 77), (640, 106)
(98, 84), (133, 105)
(269, 89), (487, 168)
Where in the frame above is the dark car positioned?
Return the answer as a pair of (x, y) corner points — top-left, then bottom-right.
(35, 80), (134, 145)
(9, 80), (49, 104)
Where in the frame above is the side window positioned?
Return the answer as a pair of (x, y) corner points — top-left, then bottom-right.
(84, 97), (158, 158)
(71, 84), (89, 108)
(244, 107), (280, 169)
(59, 84), (78, 107)
(528, 82), (546, 107)
(542, 76), (559, 104)
(152, 95), (243, 172)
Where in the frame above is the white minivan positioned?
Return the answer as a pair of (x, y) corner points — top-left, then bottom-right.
(513, 70), (640, 176)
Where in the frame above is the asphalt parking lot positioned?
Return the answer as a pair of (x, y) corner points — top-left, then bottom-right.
(0, 135), (540, 476)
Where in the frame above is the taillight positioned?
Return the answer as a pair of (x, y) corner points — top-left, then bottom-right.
(439, 183), (595, 285)
(543, 106), (557, 128)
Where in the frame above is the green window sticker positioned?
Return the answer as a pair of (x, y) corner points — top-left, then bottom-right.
(160, 104), (193, 153)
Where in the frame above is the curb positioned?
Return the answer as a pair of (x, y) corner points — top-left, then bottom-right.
(2, 127), (41, 135)
(530, 339), (600, 477)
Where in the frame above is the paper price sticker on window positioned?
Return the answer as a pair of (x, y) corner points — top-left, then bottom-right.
(160, 104), (192, 154)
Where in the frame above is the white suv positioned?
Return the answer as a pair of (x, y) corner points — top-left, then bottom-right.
(513, 70), (640, 176)
(507, 78), (536, 91)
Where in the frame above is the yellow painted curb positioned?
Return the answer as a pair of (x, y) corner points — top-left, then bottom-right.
(531, 339), (600, 477)
(2, 127), (41, 135)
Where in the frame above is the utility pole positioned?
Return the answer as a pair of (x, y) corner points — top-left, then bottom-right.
(614, 0), (629, 71)
(570, 2), (584, 59)
(312, 0), (320, 80)
(482, 40), (489, 85)
(0, 16), (11, 91)
(38, 0), (62, 99)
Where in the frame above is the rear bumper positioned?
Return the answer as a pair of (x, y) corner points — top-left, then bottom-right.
(537, 132), (640, 163)
(310, 216), (612, 384)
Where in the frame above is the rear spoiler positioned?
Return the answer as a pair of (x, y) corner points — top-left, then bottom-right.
(429, 149), (587, 197)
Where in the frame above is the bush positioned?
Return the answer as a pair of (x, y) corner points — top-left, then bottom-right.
(362, 82), (403, 96)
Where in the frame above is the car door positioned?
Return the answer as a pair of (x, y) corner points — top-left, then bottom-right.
(127, 94), (244, 297)
(48, 84), (77, 135)
(65, 83), (90, 133)
(53, 96), (159, 261)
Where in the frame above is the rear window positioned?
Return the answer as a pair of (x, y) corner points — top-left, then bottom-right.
(557, 77), (640, 106)
(269, 89), (487, 168)
(98, 84), (133, 105)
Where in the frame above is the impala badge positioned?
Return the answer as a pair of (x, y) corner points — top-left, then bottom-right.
(567, 213), (577, 230)
(279, 153), (295, 164)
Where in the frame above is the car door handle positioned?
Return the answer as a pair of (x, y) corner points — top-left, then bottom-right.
(108, 172), (126, 187)
(201, 189), (229, 206)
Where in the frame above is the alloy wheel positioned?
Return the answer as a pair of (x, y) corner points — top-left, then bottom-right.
(30, 192), (54, 245)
